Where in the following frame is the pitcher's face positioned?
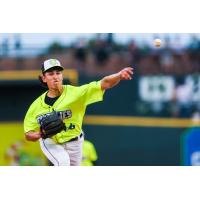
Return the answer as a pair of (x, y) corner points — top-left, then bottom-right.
(42, 69), (63, 90)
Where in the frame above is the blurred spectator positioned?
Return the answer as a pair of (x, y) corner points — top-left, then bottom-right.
(92, 35), (111, 66)
(127, 40), (141, 65)
(47, 42), (65, 54)
(74, 38), (87, 62)
(1, 38), (9, 57)
(14, 34), (22, 51)
(159, 36), (174, 74)
(14, 34), (24, 69)
(73, 38), (88, 71)
(81, 140), (98, 166)
(107, 33), (114, 45)
(171, 77), (193, 118)
(188, 34), (200, 52)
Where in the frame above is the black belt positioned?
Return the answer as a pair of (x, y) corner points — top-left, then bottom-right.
(68, 132), (83, 142)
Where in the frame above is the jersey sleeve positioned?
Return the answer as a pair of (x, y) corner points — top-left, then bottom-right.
(24, 102), (40, 133)
(80, 80), (105, 106)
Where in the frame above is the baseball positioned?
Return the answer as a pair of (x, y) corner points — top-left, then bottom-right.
(154, 38), (162, 47)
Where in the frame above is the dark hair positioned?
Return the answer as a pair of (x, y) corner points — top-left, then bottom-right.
(38, 74), (48, 88)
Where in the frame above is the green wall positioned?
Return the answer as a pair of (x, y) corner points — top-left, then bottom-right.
(0, 76), (187, 165)
(83, 125), (186, 166)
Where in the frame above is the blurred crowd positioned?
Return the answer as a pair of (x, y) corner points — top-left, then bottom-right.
(0, 34), (200, 76)
(1, 34), (200, 119)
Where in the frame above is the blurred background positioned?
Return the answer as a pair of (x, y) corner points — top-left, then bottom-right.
(1, 33), (200, 166)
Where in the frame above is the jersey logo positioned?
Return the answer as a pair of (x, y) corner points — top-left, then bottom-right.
(36, 110), (72, 126)
(58, 110), (72, 120)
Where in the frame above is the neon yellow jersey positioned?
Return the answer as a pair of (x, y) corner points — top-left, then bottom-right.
(24, 81), (104, 144)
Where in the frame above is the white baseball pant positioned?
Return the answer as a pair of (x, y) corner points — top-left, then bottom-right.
(39, 133), (84, 166)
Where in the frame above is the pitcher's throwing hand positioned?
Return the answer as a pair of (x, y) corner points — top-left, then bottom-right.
(119, 67), (134, 80)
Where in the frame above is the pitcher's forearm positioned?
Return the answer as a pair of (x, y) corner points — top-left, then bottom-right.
(101, 72), (121, 90)
(101, 67), (133, 90)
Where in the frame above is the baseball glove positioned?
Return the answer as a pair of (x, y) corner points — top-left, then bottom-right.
(40, 111), (66, 139)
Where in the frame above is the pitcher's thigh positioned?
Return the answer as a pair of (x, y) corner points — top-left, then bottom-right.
(66, 138), (84, 166)
(39, 138), (70, 166)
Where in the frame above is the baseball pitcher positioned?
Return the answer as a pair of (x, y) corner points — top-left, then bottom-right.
(24, 58), (133, 166)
